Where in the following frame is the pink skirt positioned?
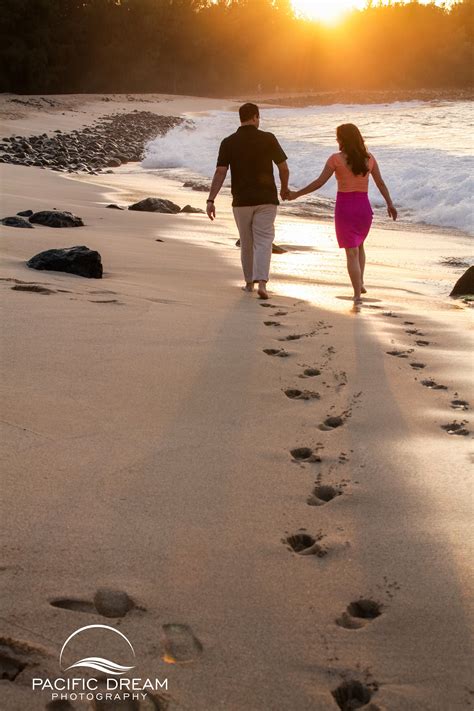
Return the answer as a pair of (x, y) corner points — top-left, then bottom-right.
(334, 191), (373, 248)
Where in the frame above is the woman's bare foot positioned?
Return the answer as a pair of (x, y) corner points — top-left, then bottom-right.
(361, 285), (367, 294)
(242, 282), (254, 292)
(353, 295), (363, 305)
(257, 281), (269, 299)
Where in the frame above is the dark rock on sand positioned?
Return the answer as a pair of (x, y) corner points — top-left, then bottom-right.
(450, 266), (474, 296)
(29, 211), (84, 228)
(1, 216), (34, 228)
(235, 238), (287, 254)
(17, 209), (34, 217)
(129, 197), (181, 214)
(106, 204), (124, 210)
(272, 244), (288, 254)
(27, 246), (103, 278)
(181, 205), (205, 214)
(183, 180), (210, 192)
(93, 588), (134, 618)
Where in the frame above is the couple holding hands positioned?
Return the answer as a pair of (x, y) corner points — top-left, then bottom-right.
(206, 102), (397, 303)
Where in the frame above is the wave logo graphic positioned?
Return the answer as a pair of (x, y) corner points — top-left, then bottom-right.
(59, 624), (136, 676)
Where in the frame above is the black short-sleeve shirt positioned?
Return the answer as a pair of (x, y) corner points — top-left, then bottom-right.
(217, 125), (287, 207)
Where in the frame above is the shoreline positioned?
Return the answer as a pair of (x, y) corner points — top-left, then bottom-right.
(1, 94), (473, 711)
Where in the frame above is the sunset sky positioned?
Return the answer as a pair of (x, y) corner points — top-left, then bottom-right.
(291, 0), (454, 24)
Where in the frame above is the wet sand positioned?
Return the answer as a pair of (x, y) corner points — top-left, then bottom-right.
(0, 94), (473, 711)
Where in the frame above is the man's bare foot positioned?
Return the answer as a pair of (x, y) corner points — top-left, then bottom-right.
(361, 285), (367, 294)
(257, 281), (269, 299)
(242, 282), (254, 292)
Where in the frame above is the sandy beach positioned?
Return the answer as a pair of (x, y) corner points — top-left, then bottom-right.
(0, 94), (473, 711)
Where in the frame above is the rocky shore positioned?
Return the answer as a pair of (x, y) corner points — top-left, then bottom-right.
(0, 110), (183, 174)
(260, 87), (474, 107)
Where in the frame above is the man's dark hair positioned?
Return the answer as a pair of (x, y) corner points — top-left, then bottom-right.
(239, 103), (259, 123)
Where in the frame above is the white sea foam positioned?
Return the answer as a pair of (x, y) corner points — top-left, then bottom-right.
(143, 102), (474, 235)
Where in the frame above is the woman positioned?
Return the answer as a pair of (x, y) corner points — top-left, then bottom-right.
(288, 123), (397, 304)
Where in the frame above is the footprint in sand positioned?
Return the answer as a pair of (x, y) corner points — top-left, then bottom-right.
(421, 379), (447, 390)
(89, 299), (122, 304)
(451, 399), (470, 411)
(284, 532), (327, 557)
(300, 367), (321, 378)
(307, 485), (342, 506)
(405, 329), (424, 336)
(290, 447), (321, 463)
(331, 680), (376, 710)
(284, 388), (320, 401)
(410, 362), (426, 370)
(319, 416), (344, 431)
(441, 421), (470, 436)
(274, 311), (287, 316)
(404, 320), (415, 325)
(263, 348), (289, 358)
(279, 333), (304, 341)
(162, 623), (202, 663)
(382, 311), (398, 318)
(336, 599), (383, 630)
(264, 320), (281, 326)
(50, 588), (136, 618)
(0, 649), (26, 681)
(259, 303), (277, 308)
(386, 349), (411, 358)
(416, 340), (430, 347)
(11, 284), (55, 295)
(0, 636), (46, 682)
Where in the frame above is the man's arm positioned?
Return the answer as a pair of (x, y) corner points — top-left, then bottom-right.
(277, 160), (290, 200)
(206, 166), (228, 221)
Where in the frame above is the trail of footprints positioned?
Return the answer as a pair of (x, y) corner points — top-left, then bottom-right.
(384, 311), (470, 436)
(262, 301), (384, 708)
(261, 300), (470, 707)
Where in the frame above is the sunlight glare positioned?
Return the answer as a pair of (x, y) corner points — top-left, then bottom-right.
(291, 0), (366, 24)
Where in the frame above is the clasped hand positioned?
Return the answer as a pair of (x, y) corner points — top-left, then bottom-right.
(280, 188), (297, 201)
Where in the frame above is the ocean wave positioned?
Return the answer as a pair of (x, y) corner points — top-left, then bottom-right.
(142, 104), (473, 235)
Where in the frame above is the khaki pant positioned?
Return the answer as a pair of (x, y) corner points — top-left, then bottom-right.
(233, 204), (277, 283)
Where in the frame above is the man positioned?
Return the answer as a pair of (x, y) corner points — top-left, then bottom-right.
(206, 103), (289, 300)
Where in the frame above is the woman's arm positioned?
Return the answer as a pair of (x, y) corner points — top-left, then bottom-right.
(371, 159), (397, 220)
(288, 161), (334, 200)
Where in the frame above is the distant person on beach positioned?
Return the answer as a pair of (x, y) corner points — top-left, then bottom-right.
(287, 123), (397, 304)
(206, 103), (290, 300)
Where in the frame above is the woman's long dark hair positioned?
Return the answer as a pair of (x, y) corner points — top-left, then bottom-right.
(336, 123), (370, 176)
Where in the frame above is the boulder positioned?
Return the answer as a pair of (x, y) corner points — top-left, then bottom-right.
(27, 245), (103, 278)
(1, 216), (34, 228)
(128, 197), (181, 214)
(450, 266), (474, 296)
(17, 209), (33, 217)
(181, 205), (205, 214)
(29, 210), (84, 228)
(235, 238), (287, 254)
(183, 181), (210, 192)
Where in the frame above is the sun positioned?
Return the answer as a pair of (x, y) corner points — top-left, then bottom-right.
(291, 0), (365, 24)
